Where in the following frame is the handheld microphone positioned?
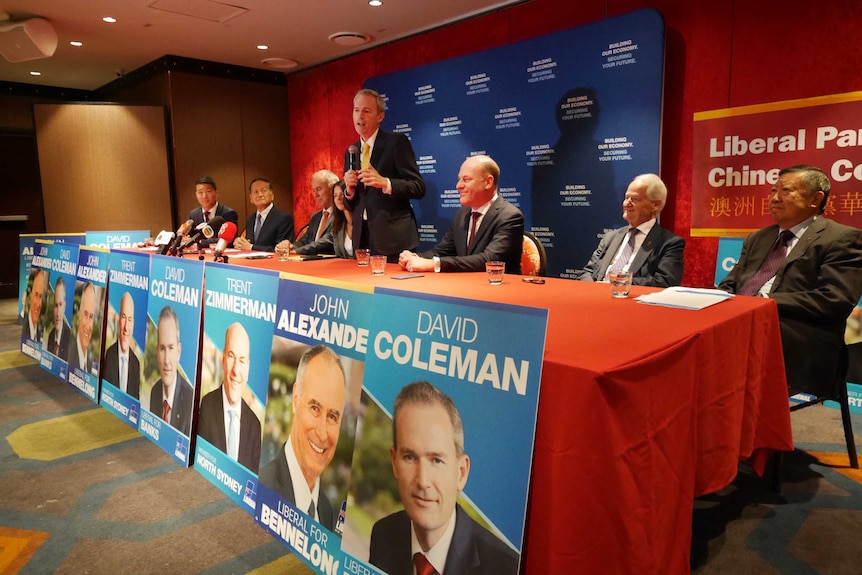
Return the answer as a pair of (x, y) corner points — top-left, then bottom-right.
(180, 216), (225, 251)
(347, 144), (359, 198)
(169, 219), (195, 251)
(212, 222), (238, 260)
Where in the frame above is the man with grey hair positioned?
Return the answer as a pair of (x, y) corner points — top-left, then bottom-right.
(719, 164), (862, 396)
(399, 155), (524, 274)
(369, 381), (518, 575)
(573, 173), (685, 286)
(277, 170), (338, 253)
(258, 344), (346, 531)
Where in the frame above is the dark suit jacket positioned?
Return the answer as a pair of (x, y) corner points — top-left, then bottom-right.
(45, 319), (71, 361)
(188, 204), (239, 247)
(243, 205), (294, 252)
(102, 341), (141, 399)
(68, 340), (94, 375)
(294, 224), (352, 259)
(24, 318), (42, 342)
(197, 386), (262, 473)
(343, 130), (426, 258)
(718, 218), (862, 396)
(294, 209), (333, 249)
(574, 223), (685, 287)
(423, 196), (524, 274)
(258, 442), (335, 531)
(369, 505), (518, 575)
(150, 374), (195, 436)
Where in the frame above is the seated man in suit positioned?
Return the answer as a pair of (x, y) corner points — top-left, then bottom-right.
(24, 269), (46, 343)
(719, 165), (862, 396)
(187, 176), (239, 247)
(69, 282), (97, 375)
(197, 323), (262, 472)
(233, 178), (294, 252)
(46, 276), (70, 359)
(150, 306), (194, 435)
(398, 155), (524, 274)
(369, 381), (518, 575)
(292, 170), (337, 249)
(573, 173), (685, 287)
(258, 345), (346, 531)
(102, 292), (140, 398)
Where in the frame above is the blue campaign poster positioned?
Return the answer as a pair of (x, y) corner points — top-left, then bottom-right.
(340, 289), (548, 575)
(39, 242), (80, 381)
(254, 274), (372, 574)
(18, 233), (86, 322)
(140, 254), (204, 466)
(99, 250), (151, 429)
(66, 246), (109, 403)
(20, 241), (52, 361)
(86, 230), (151, 249)
(714, 237), (744, 286)
(365, 9), (665, 278)
(195, 262), (279, 512)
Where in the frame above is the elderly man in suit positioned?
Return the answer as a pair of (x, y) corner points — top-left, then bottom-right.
(187, 176), (239, 247)
(69, 282), (97, 375)
(292, 170), (337, 249)
(573, 173), (685, 287)
(233, 178), (294, 252)
(719, 164), (862, 396)
(343, 89), (426, 262)
(150, 306), (194, 435)
(102, 292), (140, 398)
(399, 155), (524, 274)
(45, 276), (71, 359)
(369, 381), (518, 575)
(24, 269), (46, 342)
(258, 345), (346, 531)
(197, 323), (262, 472)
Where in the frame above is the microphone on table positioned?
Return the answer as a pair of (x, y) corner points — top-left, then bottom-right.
(212, 221), (237, 262)
(154, 230), (175, 255)
(180, 216), (225, 252)
(346, 144), (359, 199)
(167, 219), (195, 255)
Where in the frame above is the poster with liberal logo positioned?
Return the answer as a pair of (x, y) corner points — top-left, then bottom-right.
(139, 254), (204, 466)
(18, 233), (86, 323)
(195, 262), (279, 512)
(254, 274), (372, 574)
(99, 249), (150, 429)
(39, 241), (80, 381)
(340, 289), (548, 575)
(66, 246), (109, 403)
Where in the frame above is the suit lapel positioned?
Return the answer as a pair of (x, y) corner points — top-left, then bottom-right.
(470, 199), (502, 254)
(774, 218), (826, 285)
(628, 225), (661, 275)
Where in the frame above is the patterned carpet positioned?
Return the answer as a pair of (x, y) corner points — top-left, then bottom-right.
(1, 299), (860, 574)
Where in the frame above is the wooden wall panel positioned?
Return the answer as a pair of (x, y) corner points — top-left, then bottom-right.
(34, 103), (172, 234)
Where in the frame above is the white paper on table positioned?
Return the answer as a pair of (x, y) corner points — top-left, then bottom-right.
(635, 286), (734, 310)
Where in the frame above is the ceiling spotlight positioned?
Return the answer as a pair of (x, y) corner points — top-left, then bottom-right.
(70, 41), (83, 47)
(30, 71), (41, 76)
(369, 0), (383, 6)
(329, 32), (372, 47)
(257, 45), (269, 50)
(102, 16), (117, 23)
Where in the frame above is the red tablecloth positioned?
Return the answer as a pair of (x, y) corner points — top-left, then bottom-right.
(229, 255), (794, 575)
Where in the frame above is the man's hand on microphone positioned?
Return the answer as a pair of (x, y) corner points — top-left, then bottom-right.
(343, 170), (359, 200)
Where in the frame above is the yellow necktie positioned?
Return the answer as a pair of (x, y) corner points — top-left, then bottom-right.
(361, 142), (371, 170)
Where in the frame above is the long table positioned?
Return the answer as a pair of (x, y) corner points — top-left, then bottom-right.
(231, 255), (794, 575)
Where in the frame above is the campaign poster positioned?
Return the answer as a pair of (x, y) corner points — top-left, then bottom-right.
(842, 298), (862, 414)
(254, 274), (372, 574)
(195, 263), (279, 512)
(20, 241), (52, 361)
(713, 238), (744, 287)
(86, 230), (151, 249)
(39, 242), (80, 380)
(140, 254), (204, 466)
(66, 246), (109, 403)
(692, 90), (862, 237)
(341, 289), (548, 575)
(99, 250), (151, 429)
(17, 233), (86, 323)
(365, 9), (665, 278)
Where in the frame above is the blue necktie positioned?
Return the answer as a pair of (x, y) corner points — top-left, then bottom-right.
(253, 213), (262, 243)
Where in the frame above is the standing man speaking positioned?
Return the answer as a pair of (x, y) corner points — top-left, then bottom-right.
(343, 89), (426, 262)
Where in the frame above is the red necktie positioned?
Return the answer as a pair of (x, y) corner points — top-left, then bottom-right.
(413, 553), (437, 575)
(738, 230), (795, 296)
(317, 211), (330, 240)
(467, 211), (481, 252)
(163, 399), (171, 422)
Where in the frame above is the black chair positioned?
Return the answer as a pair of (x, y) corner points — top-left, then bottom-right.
(521, 231), (547, 276)
(771, 345), (857, 492)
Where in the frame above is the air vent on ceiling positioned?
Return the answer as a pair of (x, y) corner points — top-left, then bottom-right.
(329, 32), (372, 47)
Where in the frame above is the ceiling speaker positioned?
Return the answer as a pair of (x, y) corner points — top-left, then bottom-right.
(0, 18), (58, 63)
